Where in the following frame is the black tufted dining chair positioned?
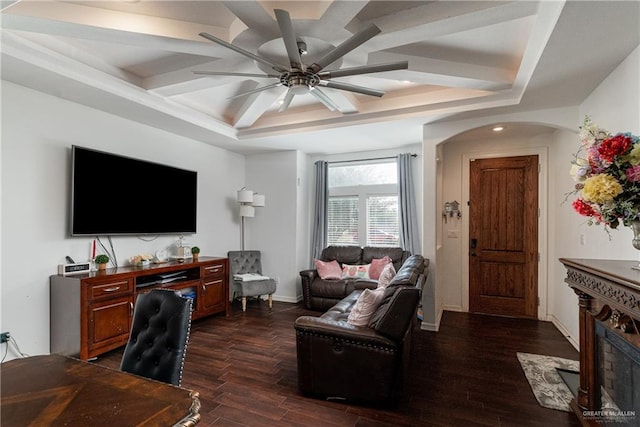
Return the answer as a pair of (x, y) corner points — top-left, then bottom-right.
(120, 288), (192, 386)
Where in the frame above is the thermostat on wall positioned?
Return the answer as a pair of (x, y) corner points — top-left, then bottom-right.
(58, 262), (92, 275)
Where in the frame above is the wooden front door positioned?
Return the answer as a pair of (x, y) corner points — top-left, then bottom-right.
(469, 155), (538, 318)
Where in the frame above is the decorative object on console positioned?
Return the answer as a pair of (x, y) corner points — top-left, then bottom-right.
(191, 246), (200, 261)
(154, 249), (168, 263)
(176, 236), (190, 263)
(236, 187), (265, 251)
(94, 254), (109, 270)
(130, 253), (152, 267)
(568, 116), (640, 251)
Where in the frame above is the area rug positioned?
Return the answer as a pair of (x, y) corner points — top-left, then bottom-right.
(517, 352), (579, 412)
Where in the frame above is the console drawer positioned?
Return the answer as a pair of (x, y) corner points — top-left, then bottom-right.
(87, 279), (133, 299)
(202, 263), (225, 277)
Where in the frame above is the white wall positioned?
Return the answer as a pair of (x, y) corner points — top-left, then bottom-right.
(244, 150), (308, 303)
(423, 44), (639, 345)
(1, 81), (245, 359)
(549, 45), (640, 345)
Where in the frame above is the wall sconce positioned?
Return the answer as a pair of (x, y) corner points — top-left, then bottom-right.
(443, 200), (461, 223)
(237, 187), (265, 250)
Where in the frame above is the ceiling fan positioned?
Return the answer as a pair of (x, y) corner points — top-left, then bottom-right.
(194, 9), (408, 113)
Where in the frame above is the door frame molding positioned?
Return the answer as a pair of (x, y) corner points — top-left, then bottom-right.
(461, 147), (548, 319)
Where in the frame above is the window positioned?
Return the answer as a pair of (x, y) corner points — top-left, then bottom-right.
(327, 161), (399, 247)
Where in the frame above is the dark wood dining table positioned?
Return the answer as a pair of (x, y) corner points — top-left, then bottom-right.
(1, 354), (200, 426)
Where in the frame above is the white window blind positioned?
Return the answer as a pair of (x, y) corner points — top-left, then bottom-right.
(327, 196), (359, 245)
(367, 196), (399, 247)
(326, 160), (400, 248)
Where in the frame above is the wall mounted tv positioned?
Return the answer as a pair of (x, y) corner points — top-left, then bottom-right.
(71, 146), (197, 236)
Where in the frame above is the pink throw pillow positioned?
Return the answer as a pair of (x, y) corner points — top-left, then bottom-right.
(314, 259), (342, 280)
(377, 263), (397, 288)
(347, 288), (385, 326)
(369, 256), (391, 280)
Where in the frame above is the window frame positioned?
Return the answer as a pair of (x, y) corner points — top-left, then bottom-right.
(328, 183), (398, 247)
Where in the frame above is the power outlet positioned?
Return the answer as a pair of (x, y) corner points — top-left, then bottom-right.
(0, 332), (10, 343)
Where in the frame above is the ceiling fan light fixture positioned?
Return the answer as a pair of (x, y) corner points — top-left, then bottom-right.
(297, 41), (308, 55)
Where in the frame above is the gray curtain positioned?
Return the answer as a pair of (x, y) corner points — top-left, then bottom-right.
(397, 153), (420, 254)
(311, 160), (328, 262)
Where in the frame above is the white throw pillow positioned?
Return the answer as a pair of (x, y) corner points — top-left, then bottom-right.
(377, 263), (397, 288)
(347, 288), (385, 326)
(341, 263), (371, 280)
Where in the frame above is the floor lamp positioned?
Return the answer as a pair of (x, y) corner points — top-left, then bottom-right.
(237, 188), (265, 251)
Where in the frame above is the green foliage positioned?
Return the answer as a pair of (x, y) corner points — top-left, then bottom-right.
(94, 254), (109, 264)
(191, 246), (200, 254)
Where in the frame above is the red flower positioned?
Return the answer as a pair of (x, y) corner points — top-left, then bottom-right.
(626, 165), (640, 182)
(598, 134), (632, 162)
(572, 198), (596, 217)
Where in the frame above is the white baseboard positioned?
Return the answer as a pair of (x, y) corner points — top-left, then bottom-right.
(272, 295), (301, 304)
(420, 306), (443, 331)
(549, 314), (579, 351)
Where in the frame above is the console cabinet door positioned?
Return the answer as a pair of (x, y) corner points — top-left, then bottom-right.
(87, 296), (133, 359)
(200, 278), (225, 315)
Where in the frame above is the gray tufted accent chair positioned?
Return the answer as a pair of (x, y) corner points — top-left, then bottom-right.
(119, 288), (192, 386)
(228, 250), (277, 312)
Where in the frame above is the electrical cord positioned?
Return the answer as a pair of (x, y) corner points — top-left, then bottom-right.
(1, 336), (29, 362)
(138, 235), (160, 242)
(96, 236), (118, 268)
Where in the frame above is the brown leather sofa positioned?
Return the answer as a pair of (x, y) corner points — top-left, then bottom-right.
(295, 254), (428, 404)
(300, 246), (411, 311)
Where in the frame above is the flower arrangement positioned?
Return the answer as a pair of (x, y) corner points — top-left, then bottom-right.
(569, 116), (640, 230)
(129, 253), (153, 266)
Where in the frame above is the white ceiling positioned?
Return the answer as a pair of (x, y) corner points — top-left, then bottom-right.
(1, 1), (638, 154)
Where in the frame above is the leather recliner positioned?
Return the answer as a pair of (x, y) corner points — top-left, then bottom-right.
(300, 246), (411, 311)
(295, 255), (428, 404)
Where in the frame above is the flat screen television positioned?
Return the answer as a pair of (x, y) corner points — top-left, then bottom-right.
(71, 145), (197, 236)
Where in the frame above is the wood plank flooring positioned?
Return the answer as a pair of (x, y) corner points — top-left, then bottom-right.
(95, 301), (582, 426)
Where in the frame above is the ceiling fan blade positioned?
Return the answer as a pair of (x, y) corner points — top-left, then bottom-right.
(278, 88), (296, 112)
(318, 61), (408, 79)
(308, 24), (381, 73)
(227, 82), (282, 100)
(193, 71), (280, 78)
(319, 80), (384, 97)
(199, 32), (288, 73)
(274, 9), (303, 71)
(310, 87), (340, 112)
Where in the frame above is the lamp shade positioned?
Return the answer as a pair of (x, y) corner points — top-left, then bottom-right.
(237, 189), (254, 203)
(252, 193), (265, 207)
(239, 205), (255, 217)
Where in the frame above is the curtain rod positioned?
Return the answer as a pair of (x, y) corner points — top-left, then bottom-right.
(328, 153), (417, 165)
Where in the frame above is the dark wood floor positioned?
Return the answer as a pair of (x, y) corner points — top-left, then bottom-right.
(95, 301), (582, 426)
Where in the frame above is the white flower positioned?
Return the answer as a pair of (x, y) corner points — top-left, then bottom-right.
(570, 158), (590, 182)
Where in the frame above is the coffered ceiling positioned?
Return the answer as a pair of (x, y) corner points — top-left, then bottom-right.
(1, 1), (638, 154)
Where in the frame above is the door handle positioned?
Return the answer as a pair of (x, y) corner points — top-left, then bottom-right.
(470, 238), (477, 256)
